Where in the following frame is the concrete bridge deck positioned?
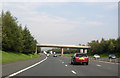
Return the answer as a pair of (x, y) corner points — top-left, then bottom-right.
(36, 44), (91, 56)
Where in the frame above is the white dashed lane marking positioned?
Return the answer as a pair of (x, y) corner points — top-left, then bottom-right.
(65, 65), (68, 67)
(71, 70), (77, 74)
(97, 64), (101, 67)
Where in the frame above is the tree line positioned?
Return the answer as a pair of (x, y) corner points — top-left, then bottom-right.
(1, 11), (39, 54)
(88, 38), (120, 55)
(47, 38), (120, 57)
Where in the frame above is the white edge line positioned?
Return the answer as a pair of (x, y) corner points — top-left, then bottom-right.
(6, 57), (48, 78)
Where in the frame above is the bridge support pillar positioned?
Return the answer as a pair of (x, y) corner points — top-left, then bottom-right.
(61, 48), (63, 56)
(80, 49), (83, 53)
(35, 46), (37, 54)
(84, 49), (87, 53)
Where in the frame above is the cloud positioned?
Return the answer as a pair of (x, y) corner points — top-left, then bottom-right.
(103, 3), (118, 10)
(84, 21), (103, 26)
(22, 12), (103, 28)
(15, 8), (103, 44)
(96, 15), (105, 18)
(20, 12), (103, 44)
(2, 2), (116, 45)
(23, 14), (67, 24)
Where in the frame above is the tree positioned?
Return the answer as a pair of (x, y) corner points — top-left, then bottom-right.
(108, 39), (114, 53)
(17, 25), (24, 52)
(88, 40), (99, 54)
(116, 37), (120, 53)
(0, 12), (2, 49)
(99, 38), (107, 54)
(22, 26), (37, 54)
(2, 11), (23, 52)
(2, 11), (38, 54)
(87, 37), (119, 55)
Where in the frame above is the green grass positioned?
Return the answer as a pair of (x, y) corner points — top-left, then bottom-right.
(1, 51), (40, 64)
(99, 53), (120, 58)
(64, 53), (74, 56)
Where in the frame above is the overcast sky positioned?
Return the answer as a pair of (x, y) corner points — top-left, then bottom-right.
(1, 2), (118, 48)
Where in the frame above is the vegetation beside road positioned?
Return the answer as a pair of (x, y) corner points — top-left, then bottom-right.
(47, 37), (120, 58)
(1, 11), (40, 54)
(2, 51), (40, 64)
(88, 38), (120, 56)
(0, 11), (41, 64)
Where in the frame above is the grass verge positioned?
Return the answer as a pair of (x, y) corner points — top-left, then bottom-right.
(64, 53), (74, 56)
(1, 51), (40, 64)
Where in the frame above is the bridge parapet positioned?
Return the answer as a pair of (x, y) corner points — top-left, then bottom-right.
(36, 44), (91, 49)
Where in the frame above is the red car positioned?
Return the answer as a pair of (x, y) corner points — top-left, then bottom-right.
(71, 53), (89, 65)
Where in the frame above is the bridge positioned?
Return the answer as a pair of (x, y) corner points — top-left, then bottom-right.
(35, 44), (91, 56)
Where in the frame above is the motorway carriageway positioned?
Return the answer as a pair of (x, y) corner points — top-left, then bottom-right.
(6, 54), (118, 77)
